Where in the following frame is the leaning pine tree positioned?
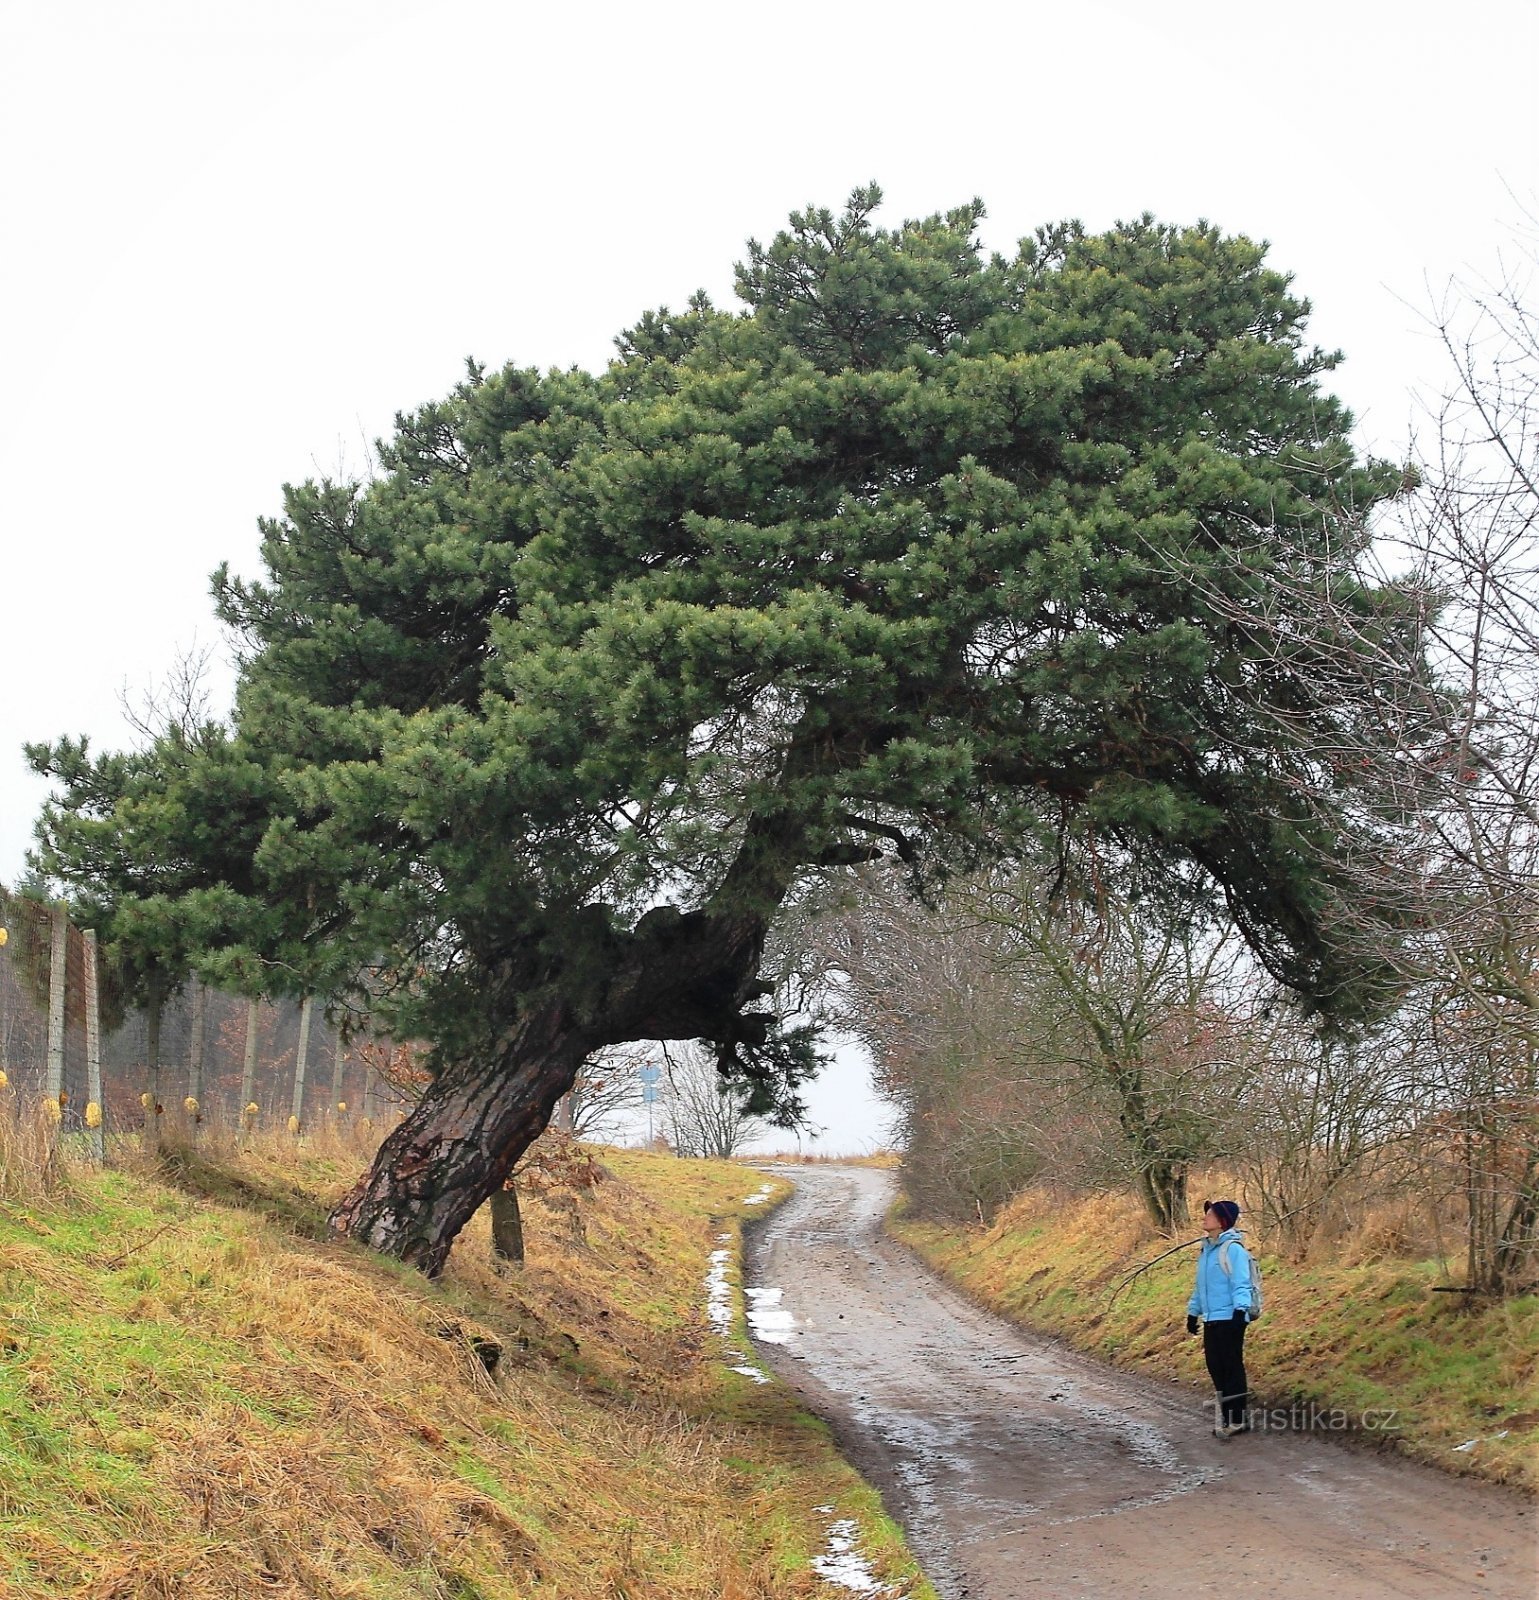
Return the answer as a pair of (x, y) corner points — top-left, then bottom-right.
(48, 189), (1422, 1273)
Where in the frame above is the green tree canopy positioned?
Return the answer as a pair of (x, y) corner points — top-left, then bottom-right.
(34, 187), (1413, 1270)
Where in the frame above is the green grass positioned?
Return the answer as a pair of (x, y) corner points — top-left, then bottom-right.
(0, 1137), (936, 1598)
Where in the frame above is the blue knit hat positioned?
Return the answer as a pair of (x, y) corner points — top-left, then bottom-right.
(1206, 1199), (1240, 1229)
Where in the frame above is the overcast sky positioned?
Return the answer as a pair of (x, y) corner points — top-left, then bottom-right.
(2, 0), (1534, 1148)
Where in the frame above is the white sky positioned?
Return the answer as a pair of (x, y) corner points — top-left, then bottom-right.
(2, 0), (1534, 1149)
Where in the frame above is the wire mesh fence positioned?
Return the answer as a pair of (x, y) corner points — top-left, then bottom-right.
(0, 897), (411, 1149)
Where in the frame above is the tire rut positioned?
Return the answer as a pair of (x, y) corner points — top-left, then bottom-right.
(744, 1164), (1536, 1600)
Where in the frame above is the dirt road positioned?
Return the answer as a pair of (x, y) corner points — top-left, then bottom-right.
(745, 1165), (1536, 1600)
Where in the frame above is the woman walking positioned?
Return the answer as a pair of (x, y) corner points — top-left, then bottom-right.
(1186, 1198), (1255, 1438)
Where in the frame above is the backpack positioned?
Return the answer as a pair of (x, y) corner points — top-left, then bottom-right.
(1219, 1238), (1264, 1320)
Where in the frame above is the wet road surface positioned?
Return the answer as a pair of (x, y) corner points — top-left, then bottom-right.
(745, 1165), (1537, 1599)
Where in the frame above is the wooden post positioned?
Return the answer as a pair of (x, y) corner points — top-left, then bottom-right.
(239, 997), (260, 1139)
(290, 995), (313, 1135)
(490, 1183), (525, 1266)
(185, 978), (206, 1137)
(330, 1030), (346, 1122)
(82, 928), (104, 1163)
(45, 903), (68, 1109)
(144, 968), (164, 1155)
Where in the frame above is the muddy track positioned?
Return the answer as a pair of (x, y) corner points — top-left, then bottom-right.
(745, 1165), (1536, 1600)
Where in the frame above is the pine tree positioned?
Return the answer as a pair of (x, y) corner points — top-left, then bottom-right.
(38, 189), (1416, 1272)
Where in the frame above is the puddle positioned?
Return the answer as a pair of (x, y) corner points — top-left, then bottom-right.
(745, 1284), (796, 1344)
(812, 1518), (889, 1595)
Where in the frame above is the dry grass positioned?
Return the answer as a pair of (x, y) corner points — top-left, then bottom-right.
(891, 1175), (1539, 1493)
(0, 1096), (73, 1207)
(0, 1135), (934, 1599)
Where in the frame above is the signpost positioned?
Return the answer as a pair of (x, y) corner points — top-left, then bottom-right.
(639, 1062), (661, 1147)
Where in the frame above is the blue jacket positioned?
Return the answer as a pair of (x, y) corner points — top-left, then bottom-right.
(1187, 1228), (1255, 1321)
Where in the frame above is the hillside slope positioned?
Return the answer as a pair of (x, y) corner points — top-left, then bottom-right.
(0, 1136), (932, 1599)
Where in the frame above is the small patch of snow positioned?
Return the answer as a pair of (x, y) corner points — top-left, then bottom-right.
(706, 1248), (733, 1331)
(812, 1518), (888, 1595)
(743, 1183), (775, 1205)
(745, 1284), (796, 1344)
(730, 1362), (770, 1383)
(1452, 1429), (1511, 1451)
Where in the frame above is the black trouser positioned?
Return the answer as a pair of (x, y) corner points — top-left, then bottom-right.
(1202, 1315), (1248, 1426)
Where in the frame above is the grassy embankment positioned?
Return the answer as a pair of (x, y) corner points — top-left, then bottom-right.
(0, 1126), (935, 1599)
(891, 1183), (1538, 1491)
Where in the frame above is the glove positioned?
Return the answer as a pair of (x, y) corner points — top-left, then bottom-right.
(1233, 1309), (1248, 1324)
(1186, 1314), (1200, 1336)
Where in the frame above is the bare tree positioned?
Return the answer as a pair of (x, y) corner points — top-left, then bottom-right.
(970, 877), (1248, 1234)
(1181, 220), (1539, 1289)
(556, 1046), (644, 1139)
(1227, 1005), (1419, 1258)
(819, 861), (1252, 1230)
(815, 865), (1059, 1219)
(663, 1042), (767, 1160)
(118, 639), (220, 748)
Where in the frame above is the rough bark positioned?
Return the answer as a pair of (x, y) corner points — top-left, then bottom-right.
(1138, 1159), (1190, 1235)
(328, 902), (774, 1275)
(328, 991), (592, 1274)
(1495, 1153), (1539, 1293)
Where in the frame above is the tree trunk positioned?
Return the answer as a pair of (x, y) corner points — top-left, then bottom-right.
(328, 898), (776, 1275)
(1114, 1064), (1188, 1234)
(329, 994), (592, 1274)
(490, 1182), (525, 1265)
(1142, 1160), (1190, 1234)
(1494, 1149), (1539, 1294)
